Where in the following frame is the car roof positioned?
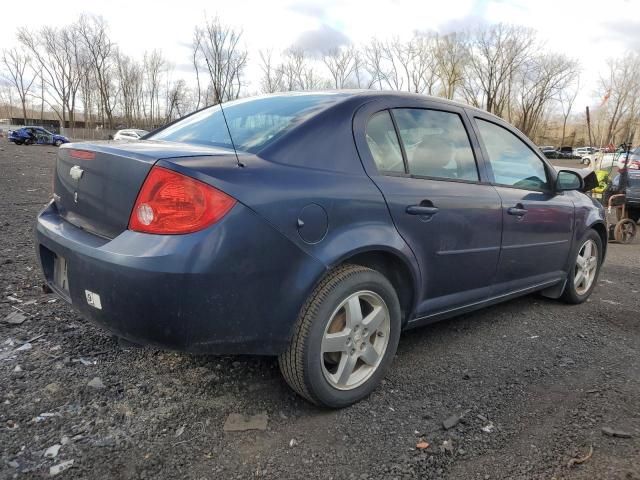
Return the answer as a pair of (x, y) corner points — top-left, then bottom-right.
(253, 90), (490, 115)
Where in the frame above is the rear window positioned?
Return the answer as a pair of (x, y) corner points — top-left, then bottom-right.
(149, 93), (348, 153)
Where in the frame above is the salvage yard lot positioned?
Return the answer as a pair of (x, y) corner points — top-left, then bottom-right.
(1, 142), (639, 480)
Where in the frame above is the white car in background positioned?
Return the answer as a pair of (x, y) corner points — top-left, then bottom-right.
(573, 147), (596, 156)
(113, 129), (149, 141)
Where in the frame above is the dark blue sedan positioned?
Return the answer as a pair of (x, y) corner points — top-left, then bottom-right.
(35, 92), (606, 407)
(9, 126), (69, 146)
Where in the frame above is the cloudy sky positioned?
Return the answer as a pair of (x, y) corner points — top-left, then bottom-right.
(2, 0), (639, 106)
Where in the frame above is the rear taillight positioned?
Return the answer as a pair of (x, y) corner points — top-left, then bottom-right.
(69, 149), (95, 160)
(128, 166), (236, 234)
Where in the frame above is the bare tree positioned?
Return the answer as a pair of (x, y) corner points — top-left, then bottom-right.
(323, 46), (357, 89)
(192, 31), (203, 109)
(116, 52), (144, 126)
(76, 14), (117, 129)
(463, 24), (535, 116)
(558, 76), (580, 147)
(407, 34), (439, 94)
(280, 47), (328, 90)
(144, 49), (164, 126)
(1, 48), (36, 122)
(597, 53), (640, 145)
(362, 38), (387, 89)
(513, 53), (578, 137)
(194, 16), (247, 104)
(434, 32), (468, 99)
(17, 25), (80, 127)
(258, 49), (284, 93)
(166, 79), (187, 121)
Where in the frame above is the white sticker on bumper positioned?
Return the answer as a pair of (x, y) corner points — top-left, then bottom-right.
(85, 290), (102, 310)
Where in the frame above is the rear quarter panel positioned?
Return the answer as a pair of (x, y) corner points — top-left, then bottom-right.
(165, 98), (421, 321)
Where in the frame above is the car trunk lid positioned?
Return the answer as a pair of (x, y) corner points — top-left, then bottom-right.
(53, 141), (237, 239)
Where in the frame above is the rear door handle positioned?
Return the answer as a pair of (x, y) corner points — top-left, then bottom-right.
(406, 205), (439, 216)
(507, 204), (528, 216)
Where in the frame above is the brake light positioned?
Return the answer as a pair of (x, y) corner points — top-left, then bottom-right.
(128, 166), (236, 234)
(69, 149), (95, 160)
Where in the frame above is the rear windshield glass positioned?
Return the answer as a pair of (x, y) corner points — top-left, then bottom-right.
(148, 93), (348, 153)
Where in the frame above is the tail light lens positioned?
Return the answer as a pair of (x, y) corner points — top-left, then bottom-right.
(128, 166), (236, 234)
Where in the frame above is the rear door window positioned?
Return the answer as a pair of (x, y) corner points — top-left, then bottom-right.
(365, 111), (405, 174)
(392, 109), (479, 181)
(476, 118), (549, 191)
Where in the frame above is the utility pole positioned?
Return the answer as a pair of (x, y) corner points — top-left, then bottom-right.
(586, 106), (593, 147)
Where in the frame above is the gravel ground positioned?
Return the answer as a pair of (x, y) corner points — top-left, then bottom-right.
(1, 142), (639, 480)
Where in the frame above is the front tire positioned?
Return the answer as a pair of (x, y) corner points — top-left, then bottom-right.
(561, 230), (603, 304)
(279, 264), (401, 408)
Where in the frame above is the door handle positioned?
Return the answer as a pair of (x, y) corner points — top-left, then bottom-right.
(406, 205), (439, 216)
(507, 204), (527, 216)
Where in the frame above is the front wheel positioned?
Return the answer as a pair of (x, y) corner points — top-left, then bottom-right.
(54, 139), (63, 147)
(279, 264), (401, 408)
(561, 230), (603, 304)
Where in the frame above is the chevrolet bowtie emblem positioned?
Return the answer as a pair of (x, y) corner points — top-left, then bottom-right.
(69, 165), (84, 181)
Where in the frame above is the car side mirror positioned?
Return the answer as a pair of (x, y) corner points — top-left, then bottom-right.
(555, 170), (583, 192)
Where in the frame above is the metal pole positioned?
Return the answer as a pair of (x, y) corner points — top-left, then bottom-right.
(586, 106), (593, 147)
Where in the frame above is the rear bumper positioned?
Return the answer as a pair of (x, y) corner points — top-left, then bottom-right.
(35, 201), (326, 355)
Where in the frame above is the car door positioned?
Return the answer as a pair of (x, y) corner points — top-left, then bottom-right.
(472, 115), (574, 293)
(355, 101), (503, 318)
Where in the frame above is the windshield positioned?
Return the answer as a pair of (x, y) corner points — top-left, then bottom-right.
(148, 93), (349, 153)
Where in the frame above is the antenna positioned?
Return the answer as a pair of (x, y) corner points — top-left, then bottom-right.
(205, 58), (244, 168)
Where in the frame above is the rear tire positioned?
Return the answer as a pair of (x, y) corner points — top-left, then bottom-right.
(279, 264), (401, 408)
(561, 230), (603, 304)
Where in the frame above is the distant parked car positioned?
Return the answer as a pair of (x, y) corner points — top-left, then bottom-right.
(573, 147), (596, 156)
(541, 147), (561, 159)
(559, 146), (576, 158)
(8, 126), (69, 146)
(113, 129), (149, 141)
(599, 147), (640, 170)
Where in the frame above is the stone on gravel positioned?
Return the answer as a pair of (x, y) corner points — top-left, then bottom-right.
(602, 426), (633, 438)
(443, 413), (463, 430)
(4, 311), (27, 324)
(441, 439), (454, 454)
(44, 444), (61, 458)
(481, 422), (495, 433)
(87, 377), (105, 389)
(416, 440), (430, 450)
(50, 459), (74, 476)
(8, 460), (19, 468)
(45, 383), (61, 395)
(13, 365), (22, 372)
(15, 342), (32, 352)
(223, 412), (268, 432)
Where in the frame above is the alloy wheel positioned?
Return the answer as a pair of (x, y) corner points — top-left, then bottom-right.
(574, 239), (598, 295)
(321, 290), (390, 390)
